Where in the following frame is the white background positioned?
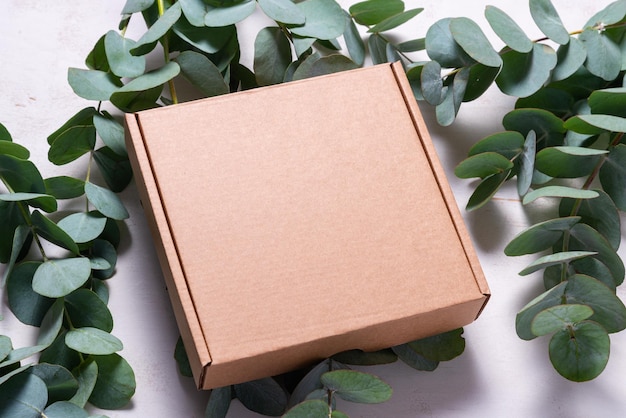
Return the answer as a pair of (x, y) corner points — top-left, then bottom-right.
(1, 1), (625, 417)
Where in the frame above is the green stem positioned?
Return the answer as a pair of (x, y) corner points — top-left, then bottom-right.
(157, 0), (178, 104)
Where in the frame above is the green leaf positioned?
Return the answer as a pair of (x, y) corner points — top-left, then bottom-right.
(496, 44), (557, 98)
(519, 251), (597, 276)
(85, 182), (129, 220)
(565, 274), (626, 333)
(257, 0), (304, 24)
(0, 336), (11, 362)
(588, 87), (626, 118)
(466, 171), (509, 211)
(420, 61), (443, 106)
(173, 337), (192, 378)
(505, 216), (581, 256)
(529, 0), (570, 45)
(287, 359), (347, 408)
(204, 0), (256, 27)
(32, 258), (92, 298)
(368, 34), (388, 65)
(568, 223), (624, 286)
(67, 68), (121, 101)
(0, 122), (13, 141)
(343, 11), (365, 66)
(104, 31), (145, 78)
(6, 261), (53, 326)
(93, 147), (133, 193)
(549, 320), (609, 381)
(0, 141), (29, 159)
(93, 113), (127, 157)
(289, 0), (345, 40)
(57, 212), (107, 244)
(85, 34), (110, 72)
(121, 0), (154, 14)
(31, 210), (79, 254)
(454, 152), (513, 179)
(69, 359), (98, 408)
(178, 0), (208, 26)
(531, 304), (594, 336)
(36, 298), (65, 347)
(234, 377), (288, 416)
(133, 3), (182, 56)
(585, 0), (626, 27)
(566, 114), (626, 134)
(450, 17), (501, 68)
(579, 28), (621, 81)
(48, 107), (97, 165)
(42, 401), (88, 418)
(435, 67), (469, 126)
(485, 6), (532, 53)
(204, 386), (231, 418)
(65, 328), (123, 355)
(172, 17), (235, 54)
(254, 27), (292, 86)
(349, 0), (403, 25)
(0, 154), (45, 193)
(468, 131), (524, 159)
(292, 54), (359, 80)
(517, 130), (536, 196)
(283, 399), (328, 418)
(176, 51), (229, 97)
(515, 88), (575, 119)
(599, 144), (626, 211)
(426, 18), (474, 68)
(407, 328), (465, 361)
(44, 176), (85, 200)
(569, 257), (616, 290)
(503, 108), (565, 148)
(0, 345), (47, 369)
(1, 224), (30, 287)
(0, 192), (56, 213)
(39, 331), (82, 372)
(397, 38), (425, 53)
(113, 61), (180, 94)
(30, 363), (79, 404)
(552, 37), (587, 82)
(522, 186), (599, 205)
(391, 343), (438, 371)
(368, 8), (423, 33)
(535, 146), (606, 178)
(516, 282), (567, 340)
(65, 289), (114, 332)
(0, 373), (47, 417)
(89, 354), (136, 409)
(321, 370), (392, 404)
(332, 349), (397, 366)
(91, 239), (117, 280)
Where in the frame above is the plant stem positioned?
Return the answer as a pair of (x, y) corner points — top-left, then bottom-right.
(157, 0), (178, 105)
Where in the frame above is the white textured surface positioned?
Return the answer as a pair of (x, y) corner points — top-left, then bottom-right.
(1, 1), (625, 417)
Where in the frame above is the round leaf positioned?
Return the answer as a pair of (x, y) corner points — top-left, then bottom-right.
(565, 274), (626, 333)
(407, 328), (465, 361)
(44, 176), (85, 200)
(579, 28), (621, 81)
(0, 192), (56, 213)
(172, 17), (235, 54)
(320, 370), (392, 404)
(463, 63), (500, 102)
(30, 364), (79, 404)
(67, 68), (121, 101)
(65, 328), (123, 355)
(455, 152), (513, 179)
(505, 216), (581, 256)
(58, 212), (107, 244)
(132, 2), (182, 56)
(289, 0), (346, 41)
(0, 373), (47, 417)
(85, 182), (129, 220)
(515, 88), (575, 119)
(535, 146), (606, 178)
(420, 61), (443, 106)
(89, 354), (136, 409)
(254, 27), (292, 86)
(257, 0), (304, 24)
(426, 18), (474, 68)
(468, 131), (524, 158)
(47, 108), (97, 166)
(31, 210), (79, 254)
(93, 113), (127, 157)
(568, 222), (625, 285)
(391, 343), (438, 371)
(204, 0), (256, 27)
(114, 61), (180, 94)
(93, 146), (133, 193)
(503, 108), (565, 147)
(450, 17), (501, 68)
(65, 289), (114, 332)
(292, 54), (359, 80)
(104, 30), (145, 78)
(7, 261), (53, 326)
(529, 0), (570, 45)
(552, 37), (587, 82)
(485, 6), (532, 53)
(233, 377), (288, 416)
(585, 0), (626, 27)
(32, 258), (92, 298)
(176, 51), (229, 96)
(435, 67), (469, 126)
(496, 44), (557, 98)
(549, 321), (609, 381)
(531, 304), (594, 336)
(283, 399), (329, 417)
(205, 385), (231, 418)
(516, 282), (567, 340)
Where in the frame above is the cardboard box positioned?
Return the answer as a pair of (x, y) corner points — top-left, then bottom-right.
(125, 62), (489, 390)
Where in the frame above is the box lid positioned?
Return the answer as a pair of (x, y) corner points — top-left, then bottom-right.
(125, 62), (489, 389)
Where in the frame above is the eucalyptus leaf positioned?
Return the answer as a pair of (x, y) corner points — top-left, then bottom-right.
(585, 0), (626, 27)
(368, 8), (423, 34)
(58, 212), (107, 244)
(549, 320), (609, 381)
(552, 37), (587, 82)
(519, 251), (598, 276)
(67, 68), (121, 101)
(1, 224), (30, 288)
(407, 328), (465, 361)
(85, 34), (110, 72)
(254, 27), (292, 86)
(6, 261), (53, 326)
(89, 354), (135, 409)
(454, 152), (513, 179)
(30, 363), (79, 404)
(529, 0), (570, 44)
(39, 331), (82, 372)
(93, 113), (127, 157)
(205, 386), (231, 418)
(0, 336), (11, 362)
(0, 141), (29, 159)
(234, 377), (288, 416)
(176, 50), (229, 96)
(343, 11), (365, 66)
(0, 373), (47, 417)
(320, 370), (392, 404)
(292, 54), (359, 81)
(391, 343), (439, 371)
(368, 34), (388, 65)
(93, 147), (133, 193)
(332, 349), (397, 366)
(31, 210), (79, 254)
(517, 282), (567, 340)
(496, 44), (557, 98)
(503, 108), (565, 148)
(535, 146), (606, 178)
(565, 274), (626, 333)
(283, 399), (329, 418)
(36, 298), (65, 347)
(287, 359), (348, 408)
(289, 0), (345, 40)
(565, 114), (626, 134)
(463, 63), (500, 102)
(505, 216), (581, 256)
(0, 192), (56, 213)
(599, 144), (626, 211)
(32, 258), (92, 298)
(104, 31), (145, 78)
(517, 130), (536, 196)
(0, 153), (46, 194)
(349, 0), (403, 25)
(466, 171), (509, 211)
(426, 18), (474, 68)
(0, 122), (12, 141)
(85, 182), (129, 220)
(570, 257), (616, 290)
(468, 131), (524, 159)
(579, 28), (621, 81)
(515, 88), (575, 119)
(121, 0), (154, 14)
(69, 359), (98, 408)
(173, 337), (192, 378)
(42, 401), (88, 418)
(588, 87), (626, 118)
(257, 0), (304, 24)
(397, 38), (425, 53)
(65, 289), (114, 332)
(172, 17), (235, 54)
(48, 107), (97, 165)
(113, 61), (180, 94)
(531, 304), (594, 336)
(204, 0), (256, 27)
(44, 176), (85, 200)
(522, 186), (598, 205)
(65, 328), (123, 355)
(436, 67), (469, 126)
(132, 3), (182, 56)
(0, 201), (28, 264)
(178, 0), (208, 26)
(450, 17), (501, 68)
(485, 6), (532, 53)
(568, 222), (624, 286)
(420, 61), (443, 106)
(109, 85), (162, 113)
(91, 239), (117, 280)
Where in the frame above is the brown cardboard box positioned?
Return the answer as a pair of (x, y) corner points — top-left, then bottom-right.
(125, 62), (489, 390)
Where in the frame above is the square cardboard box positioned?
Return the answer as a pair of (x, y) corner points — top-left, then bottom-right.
(125, 62), (489, 390)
